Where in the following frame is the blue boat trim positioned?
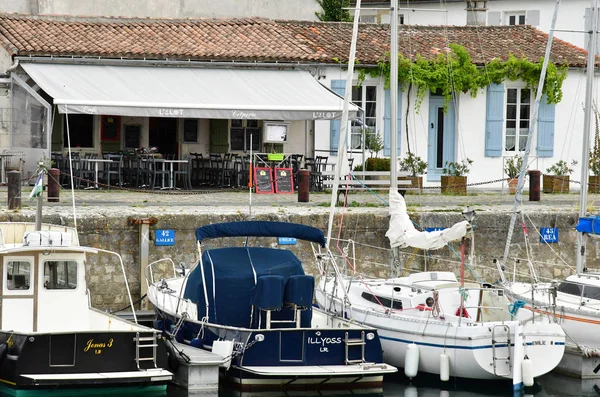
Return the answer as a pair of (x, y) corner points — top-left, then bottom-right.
(380, 335), (564, 349)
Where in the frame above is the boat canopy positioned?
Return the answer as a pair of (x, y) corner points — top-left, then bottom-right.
(184, 246), (306, 327)
(195, 221), (326, 247)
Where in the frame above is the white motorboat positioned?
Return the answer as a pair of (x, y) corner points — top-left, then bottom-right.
(0, 221), (172, 391)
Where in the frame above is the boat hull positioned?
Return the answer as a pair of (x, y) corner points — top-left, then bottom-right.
(0, 330), (171, 389)
(315, 282), (565, 381)
(506, 281), (600, 350)
(155, 308), (396, 390)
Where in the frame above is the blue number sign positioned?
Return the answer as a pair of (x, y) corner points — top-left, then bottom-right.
(540, 227), (558, 243)
(155, 229), (175, 246)
(278, 237), (297, 245)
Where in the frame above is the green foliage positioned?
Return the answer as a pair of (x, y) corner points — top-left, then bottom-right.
(354, 157), (391, 171)
(315, 0), (352, 22)
(364, 129), (384, 157)
(364, 44), (568, 112)
(398, 151), (427, 176)
(504, 154), (524, 178)
(546, 159), (577, 176)
(442, 158), (473, 176)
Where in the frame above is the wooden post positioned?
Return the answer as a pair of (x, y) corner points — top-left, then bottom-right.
(128, 217), (158, 311)
(7, 170), (21, 210)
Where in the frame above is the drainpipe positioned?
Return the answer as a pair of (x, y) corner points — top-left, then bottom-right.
(6, 59), (19, 73)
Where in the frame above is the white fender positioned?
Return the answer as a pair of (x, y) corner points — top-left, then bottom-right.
(404, 343), (419, 379)
(440, 353), (450, 381)
(522, 357), (534, 387)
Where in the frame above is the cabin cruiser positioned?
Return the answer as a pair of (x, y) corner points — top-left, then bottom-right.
(0, 222), (171, 390)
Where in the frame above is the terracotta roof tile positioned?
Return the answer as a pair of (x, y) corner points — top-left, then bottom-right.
(0, 14), (589, 67)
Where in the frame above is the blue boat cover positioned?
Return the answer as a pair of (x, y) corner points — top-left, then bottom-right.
(195, 221), (326, 247)
(284, 275), (315, 308)
(183, 246), (305, 327)
(253, 275), (285, 310)
(576, 216), (600, 234)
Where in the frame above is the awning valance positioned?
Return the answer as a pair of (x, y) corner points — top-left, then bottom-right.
(21, 63), (358, 120)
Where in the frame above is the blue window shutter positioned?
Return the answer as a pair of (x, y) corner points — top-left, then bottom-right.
(383, 86), (402, 157)
(537, 95), (555, 158)
(485, 83), (504, 157)
(330, 80), (345, 151)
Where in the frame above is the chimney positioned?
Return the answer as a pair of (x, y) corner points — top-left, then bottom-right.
(465, 1), (488, 26)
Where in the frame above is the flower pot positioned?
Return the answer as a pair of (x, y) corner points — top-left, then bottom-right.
(398, 176), (423, 193)
(507, 178), (519, 194)
(590, 175), (600, 193)
(542, 175), (570, 193)
(441, 175), (467, 195)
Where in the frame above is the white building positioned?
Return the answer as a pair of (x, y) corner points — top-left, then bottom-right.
(358, 0), (594, 49)
(0, 14), (592, 191)
(1, 0), (320, 21)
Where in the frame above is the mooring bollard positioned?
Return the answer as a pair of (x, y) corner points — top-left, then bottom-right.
(298, 169), (310, 202)
(529, 170), (541, 201)
(7, 170), (21, 210)
(48, 168), (60, 202)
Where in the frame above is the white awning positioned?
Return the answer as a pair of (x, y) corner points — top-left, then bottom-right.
(21, 63), (358, 120)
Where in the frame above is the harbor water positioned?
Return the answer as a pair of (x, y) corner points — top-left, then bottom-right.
(0, 372), (590, 397)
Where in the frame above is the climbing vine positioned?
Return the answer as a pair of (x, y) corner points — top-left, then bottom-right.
(356, 44), (568, 112)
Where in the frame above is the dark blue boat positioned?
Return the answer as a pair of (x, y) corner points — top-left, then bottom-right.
(147, 221), (396, 390)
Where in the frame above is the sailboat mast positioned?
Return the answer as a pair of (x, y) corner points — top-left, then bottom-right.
(325, 0), (361, 248)
(390, 0), (398, 189)
(576, 0), (598, 274)
(500, 0), (561, 280)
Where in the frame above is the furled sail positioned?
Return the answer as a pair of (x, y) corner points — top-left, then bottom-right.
(386, 189), (470, 249)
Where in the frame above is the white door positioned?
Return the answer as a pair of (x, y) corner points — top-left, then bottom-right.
(37, 253), (89, 332)
(2, 256), (35, 332)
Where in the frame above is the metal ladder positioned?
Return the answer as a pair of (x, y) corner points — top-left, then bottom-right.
(491, 325), (511, 376)
(344, 331), (366, 364)
(134, 331), (158, 370)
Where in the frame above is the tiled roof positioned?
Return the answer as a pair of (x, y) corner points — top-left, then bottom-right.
(0, 14), (588, 67)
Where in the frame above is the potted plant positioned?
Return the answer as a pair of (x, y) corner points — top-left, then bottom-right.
(543, 159), (577, 193)
(398, 151), (427, 191)
(504, 154), (524, 194)
(441, 158), (473, 195)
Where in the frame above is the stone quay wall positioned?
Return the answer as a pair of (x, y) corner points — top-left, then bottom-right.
(0, 209), (586, 310)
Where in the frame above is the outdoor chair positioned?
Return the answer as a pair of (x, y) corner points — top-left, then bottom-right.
(105, 154), (123, 189)
(173, 156), (193, 190)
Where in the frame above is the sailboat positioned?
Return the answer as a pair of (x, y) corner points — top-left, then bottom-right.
(315, 0), (565, 388)
(0, 171), (172, 391)
(499, 0), (600, 356)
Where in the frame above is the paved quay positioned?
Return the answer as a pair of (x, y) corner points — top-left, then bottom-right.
(0, 185), (591, 218)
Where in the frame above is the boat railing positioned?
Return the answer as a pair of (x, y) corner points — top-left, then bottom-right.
(144, 258), (178, 287)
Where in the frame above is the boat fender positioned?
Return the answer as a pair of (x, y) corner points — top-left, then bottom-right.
(522, 356), (534, 387)
(416, 304), (432, 311)
(439, 353), (450, 382)
(455, 307), (470, 318)
(404, 343), (419, 379)
(0, 343), (7, 365)
(190, 338), (203, 348)
(153, 319), (165, 331)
